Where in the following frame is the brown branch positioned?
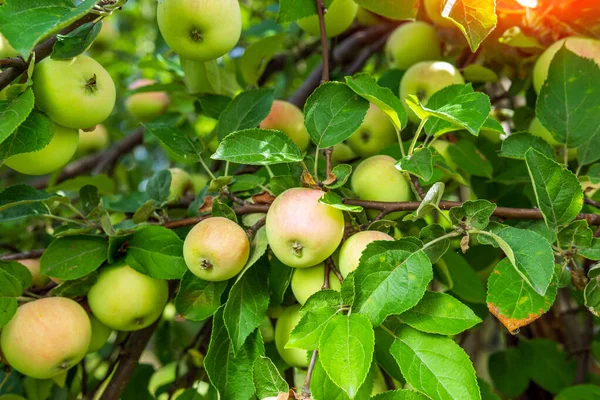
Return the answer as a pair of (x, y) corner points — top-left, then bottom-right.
(0, 249), (45, 261)
(301, 350), (319, 398)
(584, 197), (600, 209)
(162, 204), (270, 229)
(315, 0), (329, 82)
(323, 147), (333, 178)
(342, 33), (390, 76)
(410, 175), (427, 200)
(246, 216), (266, 237)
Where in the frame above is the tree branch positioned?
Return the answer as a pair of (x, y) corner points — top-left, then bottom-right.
(0, 249), (45, 261)
(315, 0), (329, 82)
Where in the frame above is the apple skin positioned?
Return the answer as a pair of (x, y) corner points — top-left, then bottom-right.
(356, 7), (381, 26)
(351, 155), (412, 219)
(266, 188), (345, 269)
(4, 123), (79, 176)
(275, 305), (309, 368)
(259, 100), (310, 151)
(332, 142), (357, 164)
(0, 33), (17, 58)
(0, 297), (91, 379)
(430, 140), (457, 170)
(157, 0), (242, 61)
(533, 37), (600, 94)
(338, 231), (394, 277)
(347, 104), (397, 157)
(529, 118), (577, 161)
(87, 262), (169, 331)
(17, 259), (50, 289)
(400, 61), (465, 123)
(87, 314), (112, 353)
(291, 262), (342, 305)
(168, 168), (194, 201)
(32, 55), (116, 129)
(259, 316), (275, 343)
(424, 0), (456, 28)
(125, 79), (170, 122)
(190, 173), (209, 193)
(78, 125), (109, 155)
(297, 0), (358, 38)
(183, 217), (250, 281)
(386, 21), (441, 71)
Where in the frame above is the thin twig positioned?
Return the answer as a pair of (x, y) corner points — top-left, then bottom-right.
(246, 217), (266, 237)
(0, 249), (45, 261)
(584, 197), (600, 209)
(315, 0), (329, 82)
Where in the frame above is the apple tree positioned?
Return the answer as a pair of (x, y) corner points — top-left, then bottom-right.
(1, 0), (600, 399)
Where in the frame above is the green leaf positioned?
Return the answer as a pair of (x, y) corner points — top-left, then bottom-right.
(132, 199), (156, 224)
(0, 297), (18, 329)
(278, 0), (333, 22)
(400, 291), (482, 335)
(449, 199), (496, 230)
(345, 73), (407, 131)
(53, 174), (115, 195)
(390, 325), (481, 400)
(500, 132), (554, 160)
(0, 184), (62, 213)
(437, 251), (486, 304)
(52, 21), (101, 59)
(396, 147), (433, 181)
(0, 268), (22, 298)
(269, 255), (293, 306)
(125, 226), (187, 279)
(50, 272), (98, 297)
(324, 164), (352, 190)
(310, 357), (374, 400)
(252, 356), (288, 399)
(217, 89), (274, 140)
(353, 239), (433, 325)
(519, 339), (576, 394)
(288, 290), (343, 350)
(447, 140), (493, 178)
(143, 121), (203, 162)
(488, 348), (529, 398)
(0, 0), (96, 57)
(419, 224), (451, 264)
(211, 129), (303, 165)
(584, 277), (600, 317)
(319, 191), (363, 212)
(0, 261), (32, 290)
(175, 271), (227, 321)
(463, 64), (499, 83)
(556, 384), (600, 400)
(371, 390), (430, 400)
(403, 182), (445, 222)
(224, 261), (270, 353)
(198, 94), (232, 119)
(580, 238), (600, 260)
(304, 82), (370, 148)
(241, 35), (285, 87)
(487, 259), (557, 333)
(146, 170), (172, 204)
(40, 235), (108, 280)
(0, 110), (55, 163)
(525, 148), (583, 231)
(443, 0), (497, 52)
(353, 0), (418, 20)
(557, 220), (592, 250)
(212, 198), (237, 223)
(0, 89), (34, 145)
(230, 174), (267, 193)
(319, 313), (374, 398)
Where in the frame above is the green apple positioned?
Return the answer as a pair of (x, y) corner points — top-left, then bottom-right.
(430, 140), (457, 170)
(338, 230), (394, 277)
(259, 100), (310, 151)
(371, 365), (387, 395)
(17, 259), (50, 289)
(259, 316), (275, 343)
(274, 305), (309, 368)
(0, 297), (91, 379)
(32, 55), (116, 129)
(347, 104), (397, 157)
(266, 188), (345, 268)
(87, 314), (112, 353)
(191, 173), (210, 193)
(533, 37), (600, 94)
(0, 33), (17, 58)
(157, 0), (242, 61)
(87, 262), (169, 331)
(78, 124), (109, 155)
(424, 0), (456, 28)
(291, 262), (342, 305)
(386, 21), (441, 71)
(4, 123), (79, 175)
(125, 79), (170, 122)
(356, 7), (381, 26)
(168, 168), (194, 201)
(94, 18), (118, 47)
(183, 217), (250, 281)
(529, 118), (577, 161)
(332, 142), (358, 164)
(297, 0), (358, 38)
(351, 155), (412, 219)
(400, 61), (465, 123)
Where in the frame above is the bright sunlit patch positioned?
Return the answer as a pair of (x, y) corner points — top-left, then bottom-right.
(441, 0), (456, 18)
(516, 0), (538, 7)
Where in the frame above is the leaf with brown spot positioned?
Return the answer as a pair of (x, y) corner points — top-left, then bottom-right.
(198, 195), (214, 213)
(252, 191), (276, 204)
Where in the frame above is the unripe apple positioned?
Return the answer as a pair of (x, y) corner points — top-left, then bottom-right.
(400, 61), (465, 123)
(87, 262), (169, 331)
(386, 22), (441, 71)
(430, 140), (457, 170)
(266, 188), (345, 268)
(338, 230), (394, 277)
(17, 259), (50, 289)
(275, 305), (309, 368)
(533, 37), (600, 94)
(332, 142), (358, 164)
(183, 217), (250, 281)
(0, 33), (17, 58)
(424, 0), (456, 28)
(157, 0), (242, 61)
(260, 100), (310, 151)
(259, 316), (275, 343)
(529, 118), (577, 161)
(125, 79), (170, 122)
(87, 314), (112, 353)
(297, 0), (358, 38)
(351, 155), (412, 219)
(347, 104), (397, 157)
(291, 262), (341, 305)
(32, 55), (116, 129)
(371, 364), (387, 395)
(191, 173), (209, 193)
(356, 7), (381, 26)
(168, 168), (194, 201)
(4, 123), (79, 175)
(0, 297), (91, 379)
(78, 125), (109, 155)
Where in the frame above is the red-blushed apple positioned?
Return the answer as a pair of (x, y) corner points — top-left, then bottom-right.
(259, 100), (310, 151)
(332, 142), (358, 164)
(125, 79), (170, 122)
(347, 104), (397, 157)
(266, 188), (345, 268)
(157, 0), (242, 61)
(87, 262), (169, 331)
(351, 155), (412, 219)
(386, 21), (441, 71)
(529, 118), (577, 161)
(168, 168), (194, 201)
(430, 139), (457, 170)
(183, 217), (250, 281)
(17, 259), (50, 289)
(533, 37), (600, 94)
(32, 56), (116, 129)
(4, 123), (79, 176)
(338, 230), (394, 277)
(87, 315), (112, 353)
(77, 125), (109, 155)
(297, 0), (358, 38)
(0, 33), (17, 58)
(275, 305), (309, 368)
(400, 61), (465, 123)
(424, 0), (456, 28)
(0, 297), (91, 379)
(290, 262), (341, 305)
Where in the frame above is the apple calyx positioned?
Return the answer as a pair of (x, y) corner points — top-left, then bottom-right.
(360, 131), (371, 143)
(292, 241), (303, 258)
(84, 74), (98, 94)
(200, 259), (213, 270)
(190, 28), (204, 43)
